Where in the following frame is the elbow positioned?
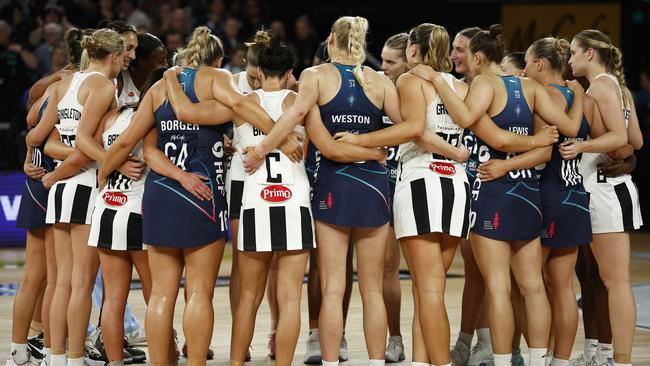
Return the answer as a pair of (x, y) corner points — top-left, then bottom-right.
(26, 132), (43, 148)
(632, 138), (643, 151)
(491, 136), (508, 152)
(614, 132), (628, 150)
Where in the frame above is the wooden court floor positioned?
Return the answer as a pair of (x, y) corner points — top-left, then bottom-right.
(1, 233), (649, 365)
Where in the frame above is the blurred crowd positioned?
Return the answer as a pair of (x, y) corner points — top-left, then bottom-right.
(0, 0), (322, 169)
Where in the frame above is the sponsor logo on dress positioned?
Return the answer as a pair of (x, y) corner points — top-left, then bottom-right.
(103, 191), (128, 206)
(493, 212), (500, 229)
(429, 161), (456, 175)
(128, 91), (135, 97)
(261, 185), (292, 203)
(548, 222), (555, 238)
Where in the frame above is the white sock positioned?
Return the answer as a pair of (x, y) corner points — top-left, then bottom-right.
(11, 343), (29, 364)
(493, 353), (511, 366)
(476, 328), (491, 346)
(108, 362), (125, 366)
(369, 359), (385, 366)
(50, 354), (66, 366)
(322, 361), (339, 366)
(457, 332), (473, 347)
(310, 328), (320, 336)
(434, 364), (451, 366)
(584, 339), (598, 359)
(613, 363), (631, 366)
(529, 348), (548, 366)
(412, 362), (430, 366)
(67, 357), (83, 366)
(43, 348), (52, 366)
(551, 358), (569, 366)
(596, 343), (613, 360)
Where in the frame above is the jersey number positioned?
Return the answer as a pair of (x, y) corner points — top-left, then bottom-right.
(265, 152), (282, 183)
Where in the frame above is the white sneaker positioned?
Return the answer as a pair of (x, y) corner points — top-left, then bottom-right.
(303, 330), (322, 364)
(468, 341), (493, 366)
(339, 335), (349, 362)
(542, 351), (552, 366)
(385, 336), (405, 363)
(451, 341), (470, 366)
(125, 326), (146, 346)
(6, 356), (41, 366)
(588, 356), (613, 366)
(569, 354), (594, 366)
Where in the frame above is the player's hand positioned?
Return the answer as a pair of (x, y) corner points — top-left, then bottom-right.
(409, 64), (439, 82)
(478, 159), (509, 182)
(118, 156), (146, 180)
(223, 134), (236, 157)
(179, 172), (213, 201)
(333, 131), (362, 145)
(41, 172), (58, 189)
(279, 132), (303, 163)
(559, 140), (584, 160)
(243, 146), (264, 174)
(24, 162), (46, 180)
(455, 145), (470, 163)
(532, 125), (559, 147)
(599, 154), (637, 178)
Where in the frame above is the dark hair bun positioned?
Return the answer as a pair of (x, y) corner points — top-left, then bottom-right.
(488, 24), (503, 37)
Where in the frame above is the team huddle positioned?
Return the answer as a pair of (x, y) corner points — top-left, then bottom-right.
(8, 13), (643, 366)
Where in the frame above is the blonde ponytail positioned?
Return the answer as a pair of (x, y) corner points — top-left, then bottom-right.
(186, 26), (224, 68)
(331, 16), (369, 89)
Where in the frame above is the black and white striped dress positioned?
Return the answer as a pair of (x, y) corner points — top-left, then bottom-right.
(237, 89), (315, 252)
(224, 71), (254, 220)
(580, 73), (643, 233)
(45, 71), (103, 225)
(393, 73), (471, 239)
(88, 108), (147, 250)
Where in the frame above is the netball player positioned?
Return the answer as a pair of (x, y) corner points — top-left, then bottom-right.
(228, 37), (314, 366)
(225, 31), (270, 360)
(24, 28), (126, 366)
(409, 24), (585, 366)
(379, 32), (408, 364)
(8, 27), (88, 366)
(98, 26), (291, 366)
(85, 68), (169, 366)
(560, 30), (643, 366)
(447, 26), (492, 366)
(243, 16), (402, 366)
(500, 52), (526, 77)
(302, 39), (355, 365)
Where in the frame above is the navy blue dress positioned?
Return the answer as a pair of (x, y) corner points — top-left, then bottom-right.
(471, 76), (542, 241)
(16, 99), (55, 229)
(539, 84), (592, 247)
(311, 63), (390, 227)
(142, 68), (229, 248)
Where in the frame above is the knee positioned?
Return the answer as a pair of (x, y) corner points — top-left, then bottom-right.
(485, 279), (511, 299)
(601, 276), (630, 292)
(383, 256), (400, 275)
(321, 282), (345, 303)
(516, 277), (546, 298)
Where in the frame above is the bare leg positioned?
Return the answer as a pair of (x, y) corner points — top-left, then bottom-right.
(274, 251), (310, 366)
(12, 228), (47, 344)
(146, 246), (183, 366)
(49, 223), (72, 356)
(98, 249), (133, 362)
(66, 223), (98, 359)
(590, 233), (635, 364)
(183, 241), (225, 366)
(383, 226), (402, 337)
(42, 228), (56, 348)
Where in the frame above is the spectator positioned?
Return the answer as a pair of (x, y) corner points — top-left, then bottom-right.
(635, 66), (650, 136)
(269, 19), (297, 58)
(293, 14), (319, 76)
(51, 45), (67, 72)
(119, 0), (152, 31)
(225, 45), (246, 74)
(34, 22), (63, 76)
(241, 0), (266, 38)
(99, 0), (118, 22)
(28, 3), (65, 48)
(164, 29), (184, 65)
(152, 3), (173, 36)
(222, 16), (243, 56)
(206, 0), (227, 36)
(0, 20), (31, 168)
(170, 7), (190, 39)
